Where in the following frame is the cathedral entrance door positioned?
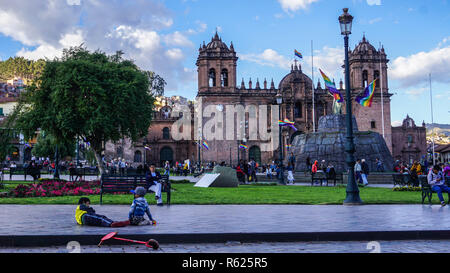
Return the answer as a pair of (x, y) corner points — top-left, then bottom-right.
(160, 146), (174, 166)
(249, 146), (261, 166)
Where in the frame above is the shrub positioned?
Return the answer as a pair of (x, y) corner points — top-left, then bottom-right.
(9, 180), (101, 198)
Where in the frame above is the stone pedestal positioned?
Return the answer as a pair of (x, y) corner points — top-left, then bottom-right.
(292, 115), (394, 172)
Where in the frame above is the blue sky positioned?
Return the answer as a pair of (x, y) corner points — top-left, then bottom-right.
(0, 0), (449, 125)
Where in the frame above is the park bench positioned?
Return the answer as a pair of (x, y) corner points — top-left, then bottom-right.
(419, 175), (450, 204)
(311, 170), (343, 186)
(393, 173), (420, 187)
(100, 174), (171, 205)
(69, 167), (99, 181)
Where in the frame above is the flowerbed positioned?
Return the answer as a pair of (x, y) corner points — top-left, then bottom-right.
(8, 179), (101, 198)
(392, 186), (422, 192)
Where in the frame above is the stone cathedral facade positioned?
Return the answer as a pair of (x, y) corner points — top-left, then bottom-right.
(105, 33), (394, 167)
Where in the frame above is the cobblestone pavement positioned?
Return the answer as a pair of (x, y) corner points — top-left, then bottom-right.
(2, 204), (450, 236)
(1, 240), (449, 253)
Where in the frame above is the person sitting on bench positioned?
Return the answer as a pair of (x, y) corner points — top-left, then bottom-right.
(145, 164), (163, 206)
(428, 165), (449, 206)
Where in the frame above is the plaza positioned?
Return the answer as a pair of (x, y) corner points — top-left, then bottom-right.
(0, 1), (449, 257)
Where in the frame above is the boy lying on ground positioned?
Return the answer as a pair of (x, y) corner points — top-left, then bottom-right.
(75, 197), (130, 227)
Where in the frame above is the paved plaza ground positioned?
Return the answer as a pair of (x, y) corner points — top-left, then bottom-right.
(1, 204), (450, 248)
(2, 240), (450, 253)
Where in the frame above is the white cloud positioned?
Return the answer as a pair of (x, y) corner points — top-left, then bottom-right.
(391, 120), (402, 127)
(239, 49), (291, 69)
(391, 45), (450, 87)
(0, 0), (201, 94)
(367, 0), (381, 5)
(278, 0), (319, 13)
(404, 87), (427, 97)
(17, 29), (85, 60)
(163, 31), (194, 47)
(304, 46), (345, 84)
(239, 46), (345, 86)
(66, 0), (81, 5)
(369, 17), (382, 24)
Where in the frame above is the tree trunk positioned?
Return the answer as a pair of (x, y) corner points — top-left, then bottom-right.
(93, 150), (106, 176)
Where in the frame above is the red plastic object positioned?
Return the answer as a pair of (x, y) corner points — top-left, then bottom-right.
(98, 231), (159, 250)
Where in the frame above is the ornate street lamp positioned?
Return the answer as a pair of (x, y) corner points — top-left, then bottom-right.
(339, 8), (363, 205)
(275, 92), (285, 185)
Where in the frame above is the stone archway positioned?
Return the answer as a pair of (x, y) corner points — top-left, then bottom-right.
(160, 146), (174, 166)
(290, 131), (303, 143)
(248, 146), (261, 165)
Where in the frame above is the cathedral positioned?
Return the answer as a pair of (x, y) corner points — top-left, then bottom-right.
(105, 32), (393, 167)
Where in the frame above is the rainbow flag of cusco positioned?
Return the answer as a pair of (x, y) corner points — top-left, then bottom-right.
(294, 49), (303, 59)
(202, 141), (209, 150)
(319, 69), (343, 103)
(355, 79), (377, 107)
(278, 119), (297, 131)
(239, 144), (248, 150)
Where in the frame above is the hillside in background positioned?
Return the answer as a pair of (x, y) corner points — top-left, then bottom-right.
(426, 123), (450, 144)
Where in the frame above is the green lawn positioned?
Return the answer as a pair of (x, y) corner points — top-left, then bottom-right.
(0, 183), (438, 205)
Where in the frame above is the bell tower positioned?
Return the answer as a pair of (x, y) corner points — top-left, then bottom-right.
(348, 35), (393, 152)
(196, 32), (238, 94)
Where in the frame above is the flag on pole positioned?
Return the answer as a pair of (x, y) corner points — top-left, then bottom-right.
(202, 141), (209, 150)
(355, 79), (377, 107)
(278, 119), (298, 131)
(285, 144), (292, 150)
(319, 69), (344, 103)
(239, 144), (248, 150)
(294, 49), (303, 59)
(144, 145), (151, 150)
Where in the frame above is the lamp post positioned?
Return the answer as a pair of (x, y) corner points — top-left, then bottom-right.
(276, 92), (285, 185)
(54, 144), (60, 179)
(339, 8), (362, 205)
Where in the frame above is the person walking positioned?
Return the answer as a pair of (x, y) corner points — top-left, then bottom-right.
(163, 161), (170, 176)
(361, 159), (369, 186)
(288, 152), (296, 172)
(286, 162), (295, 184)
(354, 159), (363, 185)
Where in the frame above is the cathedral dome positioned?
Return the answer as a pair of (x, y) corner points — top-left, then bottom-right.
(353, 35), (377, 53)
(278, 63), (312, 90)
(206, 32), (230, 51)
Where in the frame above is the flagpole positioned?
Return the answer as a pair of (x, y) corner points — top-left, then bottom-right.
(429, 73), (435, 166)
(379, 42), (385, 139)
(311, 40), (315, 132)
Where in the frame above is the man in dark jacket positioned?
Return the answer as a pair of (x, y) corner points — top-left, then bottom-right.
(145, 164), (163, 206)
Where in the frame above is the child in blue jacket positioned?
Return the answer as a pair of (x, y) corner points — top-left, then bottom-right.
(129, 187), (157, 226)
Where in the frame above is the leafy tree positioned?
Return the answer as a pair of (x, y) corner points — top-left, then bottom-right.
(146, 71), (166, 97)
(11, 46), (156, 174)
(0, 57), (46, 84)
(32, 132), (75, 160)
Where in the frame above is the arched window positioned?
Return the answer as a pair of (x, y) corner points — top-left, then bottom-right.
(163, 127), (170, 140)
(221, 69), (228, 87)
(374, 70), (380, 81)
(294, 101), (302, 118)
(134, 150), (142, 163)
(362, 70), (368, 88)
(208, 68), (216, 87)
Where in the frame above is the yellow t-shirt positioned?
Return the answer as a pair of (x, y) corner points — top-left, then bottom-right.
(75, 205), (87, 225)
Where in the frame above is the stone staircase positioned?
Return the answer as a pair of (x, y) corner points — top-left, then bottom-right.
(256, 172), (395, 184)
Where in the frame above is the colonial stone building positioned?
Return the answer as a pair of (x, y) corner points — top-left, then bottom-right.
(105, 33), (396, 167)
(196, 32), (393, 166)
(391, 115), (427, 164)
